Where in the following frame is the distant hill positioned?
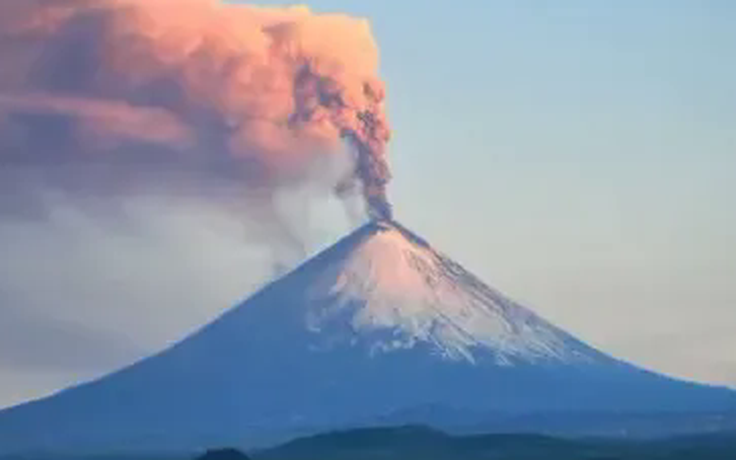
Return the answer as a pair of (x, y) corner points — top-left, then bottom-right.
(367, 405), (736, 438)
(257, 425), (583, 459)
(195, 449), (250, 460)
(256, 425), (736, 460)
(1, 427), (735, 460)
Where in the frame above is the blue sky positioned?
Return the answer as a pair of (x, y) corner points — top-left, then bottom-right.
(250, 0), (736, 384)
(0, 1), (734, 408)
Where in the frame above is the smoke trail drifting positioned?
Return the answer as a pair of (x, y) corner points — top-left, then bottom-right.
(0, 0), (392, 219)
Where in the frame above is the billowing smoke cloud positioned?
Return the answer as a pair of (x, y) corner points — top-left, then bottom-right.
(0, 0), (392, 219)
(0, 0), (391, 401)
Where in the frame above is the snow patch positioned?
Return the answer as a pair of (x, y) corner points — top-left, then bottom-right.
(303, 222), (592, 364)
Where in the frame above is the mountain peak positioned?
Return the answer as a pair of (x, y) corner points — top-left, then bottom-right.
(256, 219), (599, 365)
(2, 220), (735, 452)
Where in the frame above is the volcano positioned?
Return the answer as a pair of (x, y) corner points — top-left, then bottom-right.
(0, 220), (734, 452)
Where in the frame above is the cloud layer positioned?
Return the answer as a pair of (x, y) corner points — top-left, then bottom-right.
(0, 0), (391, 217)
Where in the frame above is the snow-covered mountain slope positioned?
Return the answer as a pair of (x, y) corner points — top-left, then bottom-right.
(0, 220), (735, 452)
(299, 220), (596, 364)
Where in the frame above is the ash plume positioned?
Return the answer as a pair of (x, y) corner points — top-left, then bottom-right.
(0, 0), (392, 219)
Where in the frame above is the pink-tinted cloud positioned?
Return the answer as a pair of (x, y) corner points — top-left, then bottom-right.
(0, 0), (391, 218)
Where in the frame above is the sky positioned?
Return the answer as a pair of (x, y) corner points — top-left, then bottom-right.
(0, 1), (735, 408)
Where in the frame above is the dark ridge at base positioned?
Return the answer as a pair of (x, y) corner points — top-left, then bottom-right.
(256, 425), (736, 460)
